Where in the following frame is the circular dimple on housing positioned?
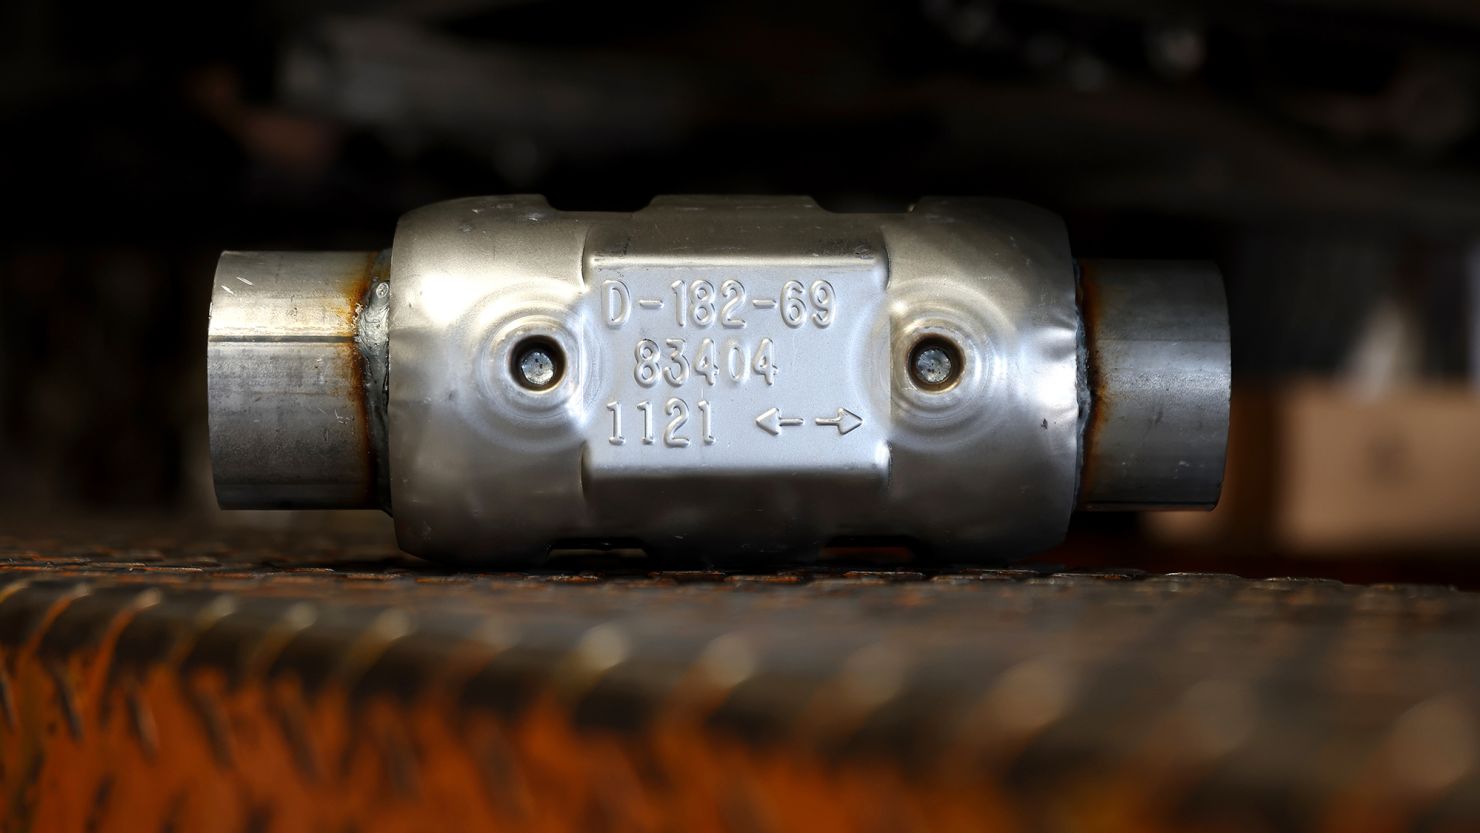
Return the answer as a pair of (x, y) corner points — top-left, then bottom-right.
(464, 296), (600, 454)
(887, 286), (1011, 451)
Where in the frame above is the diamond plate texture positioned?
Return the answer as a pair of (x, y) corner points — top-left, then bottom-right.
(0, 531), (1475, 833)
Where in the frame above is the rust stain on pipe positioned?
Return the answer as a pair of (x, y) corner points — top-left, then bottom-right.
(334, 250), (387, 510)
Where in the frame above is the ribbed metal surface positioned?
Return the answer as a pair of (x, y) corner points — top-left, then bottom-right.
(0, 532), (1475, 832)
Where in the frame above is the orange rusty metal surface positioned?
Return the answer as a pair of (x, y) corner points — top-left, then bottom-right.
(0, 530), (1477, 832)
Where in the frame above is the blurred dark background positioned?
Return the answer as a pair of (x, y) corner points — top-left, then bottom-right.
(4, 0), (1480, 577)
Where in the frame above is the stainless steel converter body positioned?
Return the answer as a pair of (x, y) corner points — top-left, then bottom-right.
(208, 196), (1229, 564)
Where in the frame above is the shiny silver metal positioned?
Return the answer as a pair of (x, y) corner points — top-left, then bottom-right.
(208, 250), (389, 509)
(207, 196), (1231, 564)
(515, 343), (561, 389)
(1076, 260), (1231, 510)
(910, 343), (957, 388)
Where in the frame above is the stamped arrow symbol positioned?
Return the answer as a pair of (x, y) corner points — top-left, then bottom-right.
(755, 407), (804, 436)
(815, 408), (864, 436)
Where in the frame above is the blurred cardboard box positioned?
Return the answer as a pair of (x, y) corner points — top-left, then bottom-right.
(1148, 383), (1480, 555)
